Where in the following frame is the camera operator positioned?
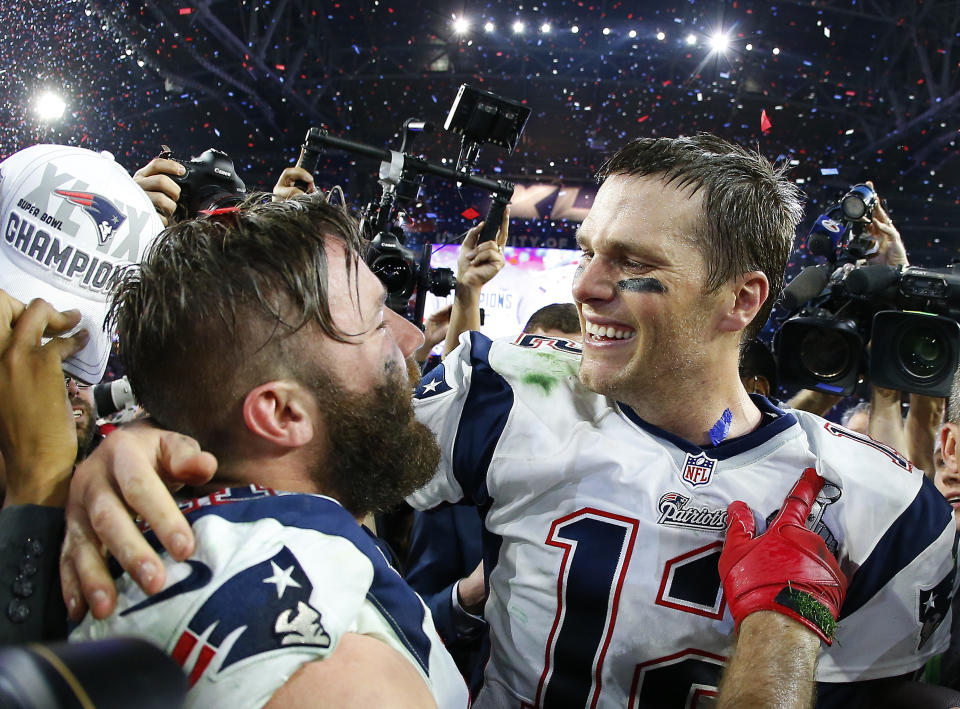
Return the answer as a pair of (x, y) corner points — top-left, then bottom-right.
(858, 183), (942, 476)
(785, 181), (944, 476)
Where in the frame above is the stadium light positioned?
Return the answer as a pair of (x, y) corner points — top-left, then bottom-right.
(708, 32), (730, 53)
(35, 92), (66, 121)
(656, 31), (666, 41)
(512, 20), (525, 34)
(540, 22), (551, 34)
(628, 29), (637, 38)
(570, 25), (580, 34)
(686, 33), (697, 46)
(602, 27), (611, 36)
(745, 43), (753, 51)
(484, 21), (495, 33)
(772, 47), (781, 55)
(453, 17), (470, 34)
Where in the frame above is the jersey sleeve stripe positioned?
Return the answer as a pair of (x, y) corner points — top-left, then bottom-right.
(451, 332), (514, 506)
(840, 476), (954, 620)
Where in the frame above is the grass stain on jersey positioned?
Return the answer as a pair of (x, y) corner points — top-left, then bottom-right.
(523, 372), (558, 395)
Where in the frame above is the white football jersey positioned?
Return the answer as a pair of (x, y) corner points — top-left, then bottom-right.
(409, 332), (957, 709)
(71, 486), (469, 708)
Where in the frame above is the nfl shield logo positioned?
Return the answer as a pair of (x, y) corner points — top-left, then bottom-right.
(682, 452), (717, 487)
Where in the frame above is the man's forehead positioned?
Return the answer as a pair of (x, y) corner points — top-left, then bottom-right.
(579, 174), (702, 244)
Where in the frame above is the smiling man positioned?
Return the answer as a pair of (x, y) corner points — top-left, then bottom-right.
(406, 134), (956, 707)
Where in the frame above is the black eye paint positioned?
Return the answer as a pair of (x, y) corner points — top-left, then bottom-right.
(617, 277), (666, 294)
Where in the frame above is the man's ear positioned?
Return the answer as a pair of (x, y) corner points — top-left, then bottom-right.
(242, 380), (317, 449)
(719, 271), (769, 334)
(941, 422), (959, 474)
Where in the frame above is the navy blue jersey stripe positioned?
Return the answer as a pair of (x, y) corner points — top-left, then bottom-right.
(182, 493), (435, 674)
(451, 331), (514, 507)
(618, 394), (798, 460)
(840, 475), (954, 620)
(450, 332), (511, 638)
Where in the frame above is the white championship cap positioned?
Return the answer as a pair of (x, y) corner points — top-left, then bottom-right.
(0, 144), (164, 383)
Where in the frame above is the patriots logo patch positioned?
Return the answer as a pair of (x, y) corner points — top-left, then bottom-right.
(54, 189), (127, 247)
(918, 569), (955, 650)
(414, 364), (451, 400)
(168, 546), (330, 687)
(681, 452), (717, 487)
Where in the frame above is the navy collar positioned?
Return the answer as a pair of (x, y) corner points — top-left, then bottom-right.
(617, 394), (798, 461)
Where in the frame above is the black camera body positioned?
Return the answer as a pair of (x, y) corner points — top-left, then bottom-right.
(776, 262), (960, 397)
(166, 148), (247, 220)
(367, 227), (456, 311)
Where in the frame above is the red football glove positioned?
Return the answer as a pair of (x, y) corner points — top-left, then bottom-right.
(719, 467), (847, 645)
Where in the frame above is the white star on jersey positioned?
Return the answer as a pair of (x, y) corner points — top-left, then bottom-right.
(263, 561), (302, 599)
(421, 379), (441, 394)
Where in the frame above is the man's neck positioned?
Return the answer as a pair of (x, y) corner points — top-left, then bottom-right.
(621, 363), (763, 448)
(183, 455), (371, 525)
(191, 453), (321, 498)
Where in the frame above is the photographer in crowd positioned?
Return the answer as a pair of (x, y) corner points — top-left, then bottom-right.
(133, 146), (246, 226)
(784, 182), (944, 478)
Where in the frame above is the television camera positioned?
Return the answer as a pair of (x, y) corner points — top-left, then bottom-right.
(775, 184), (960, 397)
(296, 84), (530, 324)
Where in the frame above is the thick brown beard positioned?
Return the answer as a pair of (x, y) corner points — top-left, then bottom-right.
(312, 369), (440, 517)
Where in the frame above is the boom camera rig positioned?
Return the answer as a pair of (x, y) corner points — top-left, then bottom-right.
(775, 184), (960, 397)
(296, 84), (530, 324)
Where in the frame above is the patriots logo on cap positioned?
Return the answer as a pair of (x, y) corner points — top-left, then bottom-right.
(54, 189), (127, 247)
(681, 452), (717, 487)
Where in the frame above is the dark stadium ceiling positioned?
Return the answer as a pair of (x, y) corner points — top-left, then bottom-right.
(1, 0), (958, 249)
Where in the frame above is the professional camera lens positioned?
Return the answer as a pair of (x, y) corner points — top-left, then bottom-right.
(839, 184), (877, 223)
(799, 330), (853, 380)
(370, 259), (413, 294)
(427, 267), (456, 298)
(897, 326), (948, 381)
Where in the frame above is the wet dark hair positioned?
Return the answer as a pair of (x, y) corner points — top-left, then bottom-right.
(110, 192), (364, 458)
(599, 133), (804, 339)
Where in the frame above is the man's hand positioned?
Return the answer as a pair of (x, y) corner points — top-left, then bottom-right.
(443, 207), (510, 357)
(60, 422), (217, 620)
(720, 468), (847, 645)
(0, 294), (89, 508)
(133, 157), (185, 227)
(273, 166), (315, 202)
(455, 208), (510, 292)
(456, 561), (486, 615)
(863, 181), (908, 268)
